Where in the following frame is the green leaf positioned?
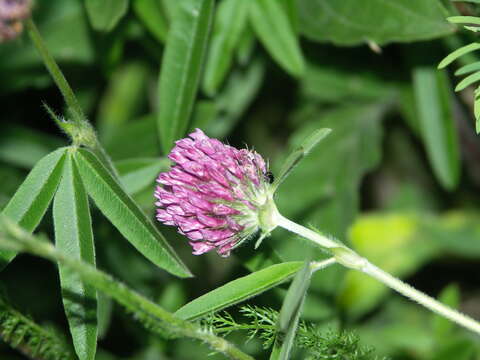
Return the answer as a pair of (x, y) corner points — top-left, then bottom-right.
(157, 0), (214, 153)
(190, 100), (218, 131)
(0, 0), (94, 93)
(105, 114), (160, 161)
(85, 0), (129, 32)
(455, 61), (480, 75)
(175, 262), (304, 320)
(0, 148), (67, 268)
(116, 157), (169, 195)
(271, 128), (331, 192)
(298, 0), (454, 46)
(53, 153), (97, 360)
(209, 59), (265, 138)
(249, 0), (305, 77)
(73, 148), (192, 278)
(338, 213), (438, 318)
(133, 0), (169, 43)
(413, 67), (460, 190)
(203, 0), (249, 95)
(432, 284), (460, 342)
(97, 63), (149, 143)
(447, 16), (480, 26)
(438, 43), (480, 69)
(0, 126), (65, 169)
(270, 262), (311, 360)
(455, 70), (480, 91)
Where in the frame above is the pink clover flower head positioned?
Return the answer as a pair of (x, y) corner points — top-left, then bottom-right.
(155, 129), (273, 257)
(0, 0), (31, 43)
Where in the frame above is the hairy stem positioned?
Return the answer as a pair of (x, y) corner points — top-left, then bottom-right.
(277, 213), (480, 336)
(0, 218), (254, 360)
(25, 19), (119, 179)
(25, 19), (85, 123)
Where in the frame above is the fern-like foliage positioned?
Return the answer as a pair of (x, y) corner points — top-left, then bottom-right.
(439, 0), (480, 133)
(201, 305), (387, 360)
(0, 295), (74, 360)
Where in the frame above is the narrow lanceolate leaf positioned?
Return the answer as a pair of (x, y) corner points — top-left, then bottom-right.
(455, 61), (480, 76)
(413, 68), (460, 190)
(438, 43), (480, 69)
(203, 0), (249, 96)
(175, 262), (304, 320)
(447, 16), (480, 26)
(85, 0), (129, 32)
(249, 0), (305, 77)
(73, 148), (192, 278)
(455, 70), (480, 91)
(158, 0), (214, 153)
(271, 128), (331, 192)
(53, 153), (97, 360)
(0, 147), (67, 268)
(270, 262), (312, 360)
(133, 0), (169, 43)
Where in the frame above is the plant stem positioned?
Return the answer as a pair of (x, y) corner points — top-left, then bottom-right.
(362, 261), (480, 335)
(0, 217), (254, 360)
(25, 19), (85, 123)
(277, 214), (480, 336)
(275, 213), (339, 250)
(26, 19), (120, 179)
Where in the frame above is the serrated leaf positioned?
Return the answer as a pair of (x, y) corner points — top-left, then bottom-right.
(413, 67), (460, 190)
(203, 0), (249, 95)
(175, 262), (304, 320)
(158, 0), (214, 153)
(133, 0), (169, 43)
(73, 148), (191, 278)
(271, 128), (331, 192)
(298, 0), (453, 46)
(85, 0), (129, 32)
(249, 0), (304, 77)
(53, 153), (97, 360)
(116, 157), (169, 195)
(270, 261), (311, 360)
(0, 147), (67, 268)
(438, 43), (480, 69)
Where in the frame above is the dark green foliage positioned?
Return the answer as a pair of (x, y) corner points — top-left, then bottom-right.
(0, 296), (74, 360)
(203, 306), (386, 360)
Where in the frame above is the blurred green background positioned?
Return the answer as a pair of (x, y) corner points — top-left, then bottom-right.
(1, 0), (480, 359)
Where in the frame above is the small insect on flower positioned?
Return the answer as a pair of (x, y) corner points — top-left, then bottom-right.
(155, 129), (275, 257)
